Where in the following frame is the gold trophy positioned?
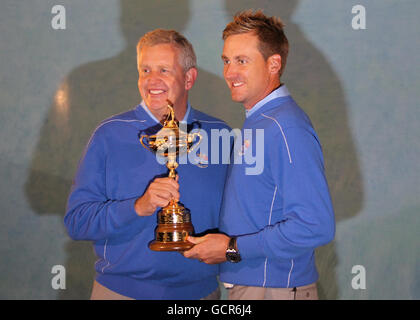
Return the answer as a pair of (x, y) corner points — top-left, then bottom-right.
(140, 101), (201, 251)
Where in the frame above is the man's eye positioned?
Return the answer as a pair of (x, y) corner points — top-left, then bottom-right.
(238, 59), (246, 64)
(223, 60), (230, 65)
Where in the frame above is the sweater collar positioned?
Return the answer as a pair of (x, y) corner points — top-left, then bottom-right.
(245, 84), (290, 119)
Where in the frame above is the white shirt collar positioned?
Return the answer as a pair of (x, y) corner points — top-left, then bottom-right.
(140, 101), (191, 123)
(245, 85), (290, 118)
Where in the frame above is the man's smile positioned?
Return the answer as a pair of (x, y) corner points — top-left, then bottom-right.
(232, 81), (245, 88)
(148, 88), (168, 96)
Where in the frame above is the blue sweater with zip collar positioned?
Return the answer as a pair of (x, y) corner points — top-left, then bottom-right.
(219, 86), (335, 288)
(64, 103), (230, 299)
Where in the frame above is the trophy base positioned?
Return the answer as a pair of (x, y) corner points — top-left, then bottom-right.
(149, 223), (194, 252)
(149, 201), (195, 252)
(149, 240), (194, 252)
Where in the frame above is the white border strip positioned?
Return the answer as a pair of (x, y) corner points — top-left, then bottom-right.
(262, 186), (278, 287)
(261, 113), (292, 164)
(287, 259), (294, 288)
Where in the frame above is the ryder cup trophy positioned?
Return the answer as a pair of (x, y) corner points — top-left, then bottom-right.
(140, 101), (201, 251)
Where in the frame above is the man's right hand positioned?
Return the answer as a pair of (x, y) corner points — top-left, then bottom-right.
(134, 176), (180, 216)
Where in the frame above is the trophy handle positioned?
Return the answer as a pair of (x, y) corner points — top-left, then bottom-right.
(139, 135), (152, 151)
(187, 131), (202, 154)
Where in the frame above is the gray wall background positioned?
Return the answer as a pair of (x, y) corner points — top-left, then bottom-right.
(0, 0), (419, 299)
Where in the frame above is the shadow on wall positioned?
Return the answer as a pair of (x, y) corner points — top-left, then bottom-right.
(24, 0), (241, 299)
(225, 0), (364, 299)
(25, 0), (363, 299)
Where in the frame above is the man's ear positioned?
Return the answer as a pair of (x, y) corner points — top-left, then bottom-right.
(268, 54), (282, 75)
(185, 67), (198, 91)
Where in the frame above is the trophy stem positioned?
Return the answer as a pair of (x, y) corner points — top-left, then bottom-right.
(168, 168), (176, 179)
(167, 155), (178, 180)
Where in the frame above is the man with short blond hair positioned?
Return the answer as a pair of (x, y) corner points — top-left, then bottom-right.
(137, 28), (197, 72)
(65, 29), (230, 299)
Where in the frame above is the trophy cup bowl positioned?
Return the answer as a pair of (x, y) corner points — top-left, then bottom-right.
(139, 102), (201, 251)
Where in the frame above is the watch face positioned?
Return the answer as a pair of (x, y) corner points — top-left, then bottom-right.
(226, 252), (241, 263)
(226, 238), (241, 263)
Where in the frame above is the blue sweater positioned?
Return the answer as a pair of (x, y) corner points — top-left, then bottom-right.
(219, 87), (335, 288)
(64, 103), (230, 299)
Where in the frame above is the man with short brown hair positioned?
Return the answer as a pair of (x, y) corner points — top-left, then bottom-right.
(184, 10), (335, 300)
(222, 9), (289, 78)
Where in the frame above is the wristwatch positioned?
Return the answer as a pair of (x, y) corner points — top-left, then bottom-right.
(226, 237), (242, 263)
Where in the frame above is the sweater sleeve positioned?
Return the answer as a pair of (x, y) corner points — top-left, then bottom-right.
(237, 126), (335, 260)
(64, 130), (147, 241)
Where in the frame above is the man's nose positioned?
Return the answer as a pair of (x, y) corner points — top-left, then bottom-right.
(224, 64), (237, 81)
